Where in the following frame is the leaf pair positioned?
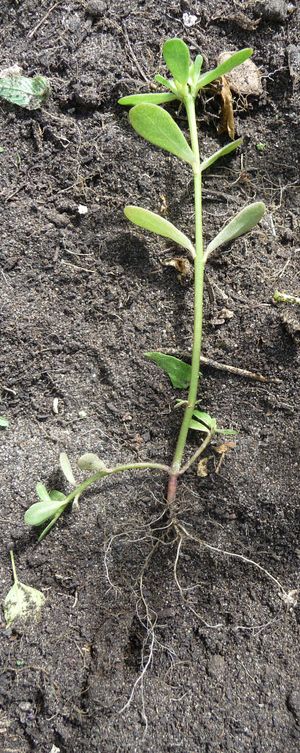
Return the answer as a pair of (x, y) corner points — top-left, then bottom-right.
(190, 409), (236, 436)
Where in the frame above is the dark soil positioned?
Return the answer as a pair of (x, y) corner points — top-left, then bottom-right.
(0, 1), (299, 751)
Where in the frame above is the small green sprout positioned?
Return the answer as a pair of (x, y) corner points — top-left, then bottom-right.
(274, 290), (300, 305)
(25, 39), (265, 536)
(0, 416), (9, 429)
(256, 142), (267, 152)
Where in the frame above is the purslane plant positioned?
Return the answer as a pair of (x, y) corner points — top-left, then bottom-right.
(25, 39), (266, 538)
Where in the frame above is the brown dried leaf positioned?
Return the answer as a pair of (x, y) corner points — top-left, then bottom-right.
(197, 457), (209, 477)
(218, 76), (235, 140)
(215, 441), (237, 455)
(163, 256), (193, 282)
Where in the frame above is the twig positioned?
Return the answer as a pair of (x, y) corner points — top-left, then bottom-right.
(122, 24), (150, 83)
(27, 2), (62, 39)
(163, 348), (280, 384)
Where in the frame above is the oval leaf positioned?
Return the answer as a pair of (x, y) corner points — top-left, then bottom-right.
(163, 39), (190, 84)
(192, 410), (217, 430)
(145, 352), (191, 389)
(24, 498), (67, 527)
(59, 452), (76, 485)
(36, 482), (51, 503)
(196, 48), (253, 91)
(124, 206), (195, 256)
(0, 416), (9, 428)
(189, 419), (210, 433)
(129, 104), (194, 164)
(77, 453), (107, 472)
(119, 92), (177, 106)
(200, 138), (242, 173)
(205, 201), (266, 257)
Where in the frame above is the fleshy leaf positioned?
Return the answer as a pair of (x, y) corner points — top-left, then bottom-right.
(49, 490), (67, 501)
(129, 104), (194, 164)
(192, 410), (217, 430)
(201, 138), (242, 172)
(0, 416), (9, 428)
(205, 201), (266, 258)
(36, 482), (51, 503)
(0, 74), (50, 110)
(196, 48), (253, 91)
(189, 419), (210, 433)
(124, 205), (195, 256)
(145, 352), (191, 388)
(215, 427), (238, 435)
(193, 54), (203, 79)
(77, 453), (107, 472)
(4, 581), (45, 628)
(24, 498), (67, 527)
(119, 92), (177, 106)
(154, 74), (174, 90)
(59, 452), (76, 485)
(163, 38), (190, 84)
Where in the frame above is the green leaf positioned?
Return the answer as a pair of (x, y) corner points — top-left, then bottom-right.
(0, 416), (9, 428)
(196, 48), (253, 91)
(193, 54), (203, 79)
(145, 352), (191, 388)
(4, 581), (45, 628)
(77, 453), (107, 472)
(49, 490), (67, 501)
(0, 74), (50, 110)
(189, 419), (210, 433)
(124, 205), (195, 256)
(163, 38), (190, 84)
(24, 498), (67, 527)
(201, 138), (242, 172)
(36, 482), (51, 503)
(129, 104), (194, 164)
(154, 74), (174, 90)
(216, 427), (238, 435)
(59, 452), (76, 485)
(205, 201), (266, 257)
(192, 410), (217, 430)
(119, 92), (177, 106)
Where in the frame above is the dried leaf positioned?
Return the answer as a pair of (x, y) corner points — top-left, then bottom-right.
(4, 581), (45, 628)
(162, 256), (193, 282)
(197, 457), (209, 477)
(215, 441), (237, 455)
(219, 76), (235, 140)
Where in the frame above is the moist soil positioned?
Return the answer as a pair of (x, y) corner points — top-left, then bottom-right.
(0, 1), (299, 751)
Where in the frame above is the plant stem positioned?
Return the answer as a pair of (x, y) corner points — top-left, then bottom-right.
(10, 549), (18, 585)
(167, 93), (205, 502)
(64, 461), (171, 507)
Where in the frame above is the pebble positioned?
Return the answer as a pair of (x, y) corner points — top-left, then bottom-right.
(86, 0), (107, 17)
(217, 53), (262, 96)
(255, 0), (288, 23)
(287, 690), (300, 721)
(207, 654), (225, 680)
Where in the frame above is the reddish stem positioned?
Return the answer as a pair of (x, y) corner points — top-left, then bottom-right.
(166, 472), (179, 507)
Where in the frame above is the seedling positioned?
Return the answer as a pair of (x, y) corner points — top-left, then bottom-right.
(0, 416), (9, 429)
(25, 40), (265, 534)
(274, 289), (300, 305)
(0, 71), (50, 110)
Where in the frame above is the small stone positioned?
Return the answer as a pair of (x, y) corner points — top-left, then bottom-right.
(86, 0), (107, 17)
(78, 204), (88, 215)
(207, 654), (225, 680)
(182, 12), (197, 27)
(218, 53), (262, 96)
(287, 691), (300, 721)
(255, 0), (288, 23)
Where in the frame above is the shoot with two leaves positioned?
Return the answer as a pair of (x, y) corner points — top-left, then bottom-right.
(25, 39), (266, 538)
